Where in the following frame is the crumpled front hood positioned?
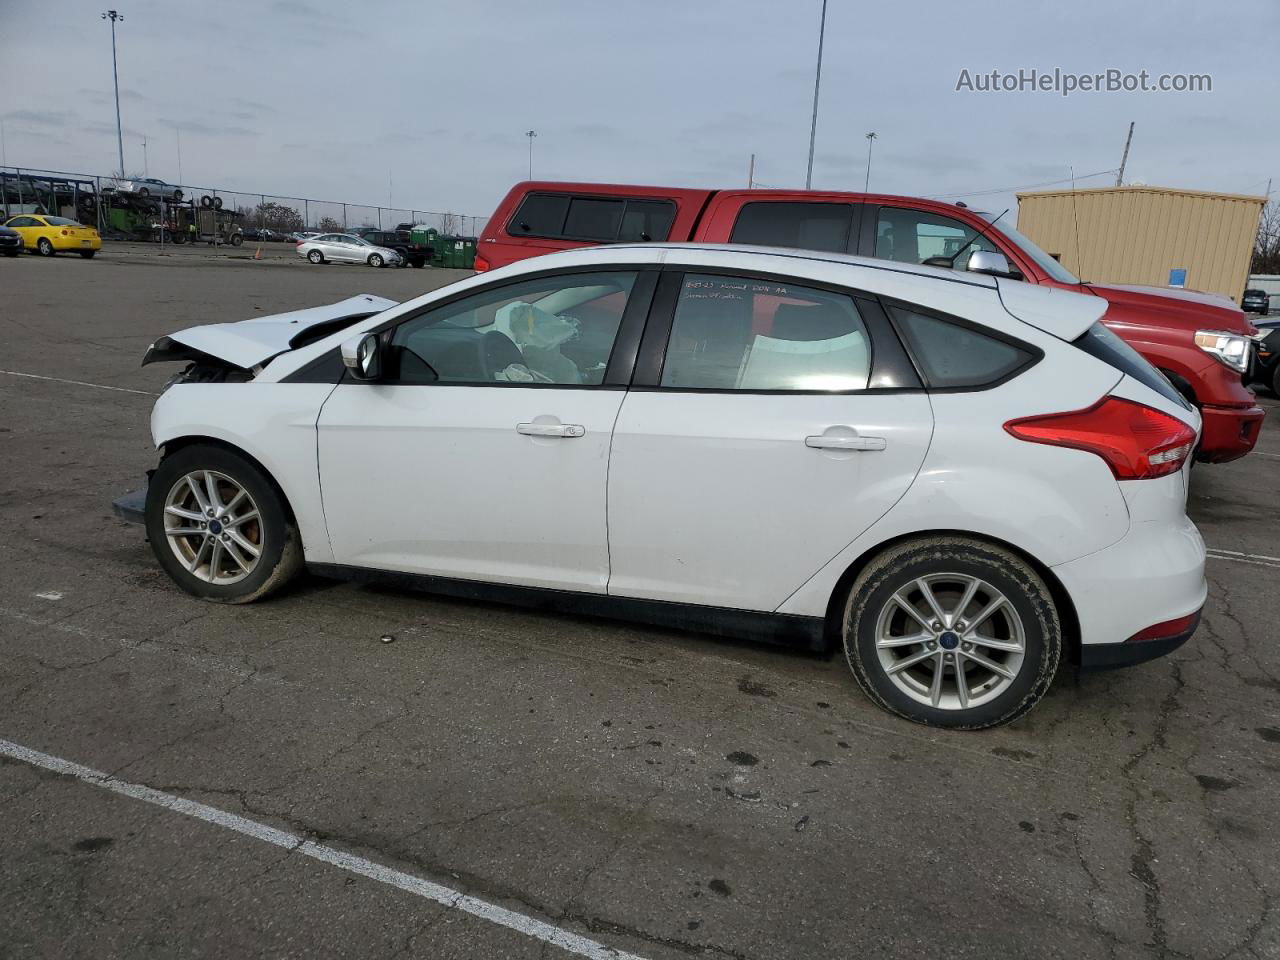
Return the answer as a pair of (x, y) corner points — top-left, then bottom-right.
(144, 294), (399, 370)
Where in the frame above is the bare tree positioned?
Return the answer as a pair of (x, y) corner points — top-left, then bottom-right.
(317, 216), (343, 233)
(438, 211), (459, 235)
(1253, 201), (1280, 275)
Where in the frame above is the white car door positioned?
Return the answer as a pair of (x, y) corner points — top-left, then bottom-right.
(607, 270), (933, 612)
(317, 267), (655, 592)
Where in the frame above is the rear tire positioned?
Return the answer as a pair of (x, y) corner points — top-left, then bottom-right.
(172, 190), (183, 202)
(842, 536), (1060, 729)
(37, 237), (55, 257)
(308, 249), (324, 264)
(1271, 363), (1280, 400)
(79, 250), (97, 259)
(145, 444), (303, 604)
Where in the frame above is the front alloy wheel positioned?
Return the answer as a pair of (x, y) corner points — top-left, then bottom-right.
(145, 444), (303, 603)
(162, 470), (263, 585)
(843, 537), (1060, 728)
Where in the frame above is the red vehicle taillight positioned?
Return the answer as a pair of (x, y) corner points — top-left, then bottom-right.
(1127, 610), (1200, 642)
(474, 253), (490, 272)
(1004, 396), (1196, 480)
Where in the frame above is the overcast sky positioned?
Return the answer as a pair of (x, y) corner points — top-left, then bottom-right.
(1, 0), (1275, 222)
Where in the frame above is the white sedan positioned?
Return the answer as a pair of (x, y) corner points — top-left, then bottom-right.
(116, 244), (1206, 728)
(297, 233), (400, 267)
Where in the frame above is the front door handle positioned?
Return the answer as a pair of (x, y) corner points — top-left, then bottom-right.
(517, 422), (586, 438)
(805, 434), (886, 451)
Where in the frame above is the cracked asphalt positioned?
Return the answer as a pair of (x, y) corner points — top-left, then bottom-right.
(1, 245), (1278, 959)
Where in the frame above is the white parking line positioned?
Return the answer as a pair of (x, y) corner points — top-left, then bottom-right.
(1205, 548), (1280, 569)
(0, 369), (158, 396)
(1254, 452), (1280, 460)
(0, 737), (649, 960)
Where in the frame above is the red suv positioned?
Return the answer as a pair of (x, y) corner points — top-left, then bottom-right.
(477, 182), (1263, 462)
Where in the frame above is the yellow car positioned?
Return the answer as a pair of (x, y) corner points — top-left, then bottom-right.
(3, 214), (102, 258)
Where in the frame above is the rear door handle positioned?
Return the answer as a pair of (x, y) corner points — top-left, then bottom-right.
(805, 435), (886, 451)
(517, 422), (586, 438)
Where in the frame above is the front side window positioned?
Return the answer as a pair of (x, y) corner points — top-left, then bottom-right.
(890, 305), (1034, 388)
(875, 208), (999, 266)
(661, 274), (870, 392)
(730, 202), (854, 253)
(389, 271), (637, 386)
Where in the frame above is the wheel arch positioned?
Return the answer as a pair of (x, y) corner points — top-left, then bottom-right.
(820, 529), (1082, 665)
(159, 434), (299, 526)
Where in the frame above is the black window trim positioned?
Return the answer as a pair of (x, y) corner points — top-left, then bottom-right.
(286, 263), (661, 389)
(506, 191), (678, 244)
(878, 294), (1044, 393)
(631, 265), (922, 396)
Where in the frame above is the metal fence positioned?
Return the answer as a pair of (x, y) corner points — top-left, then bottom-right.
(0, 165), (489, 239)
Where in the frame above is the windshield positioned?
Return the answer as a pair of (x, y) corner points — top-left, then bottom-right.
(979, 212), (1080, 285)
(45, 216), (82, 227)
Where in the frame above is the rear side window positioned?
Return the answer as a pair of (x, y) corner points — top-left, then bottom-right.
(730, 202), (854, 253)
(510, 194), (570, 236)
(564, 198), (624, 240)
(661, 274), (871, 392)
(890, 306), (1034, 388)
(1074, 322), (1193, 410)
(508, 193), (675, 242)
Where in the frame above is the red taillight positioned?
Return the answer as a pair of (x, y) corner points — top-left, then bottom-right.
(1127, 610), (1200, 642)
(1005, 396), (1196, 480)
(474, 253), (490, 272)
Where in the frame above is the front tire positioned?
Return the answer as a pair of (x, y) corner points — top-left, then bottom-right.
(1271, 363), (1280, 400)
(842, 536), (1060, 729)
(368, 253), (384, 267)
(145, 444), (303, 603)
(37, 237), (55, 256)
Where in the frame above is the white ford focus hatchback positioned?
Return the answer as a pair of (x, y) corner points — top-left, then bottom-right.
(116, 244), (1206, 728)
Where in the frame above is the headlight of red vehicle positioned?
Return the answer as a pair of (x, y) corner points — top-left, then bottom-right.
(1194, 330), (1251, 373)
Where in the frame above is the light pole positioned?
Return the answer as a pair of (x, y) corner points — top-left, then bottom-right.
(864, 132), (877, 192)
(141, 136), (148, 176)
(102, 10), (125, 176)
(525, 130), (537, 180)
(804, 0), (828, 190)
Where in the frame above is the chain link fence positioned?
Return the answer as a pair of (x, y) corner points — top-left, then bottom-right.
(1, 165), (489, 242)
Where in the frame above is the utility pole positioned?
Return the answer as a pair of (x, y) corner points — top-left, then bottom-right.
(804, 0), (828, 190)
(1115, 121), (1134, 186)
(102, 10), (126, 176)
(141, 136), (148, 176)
(175, 126), (182, 184)
(748, 153), (755, 189)
(864, 132), (878, 193)
(525, 130), (537, 180)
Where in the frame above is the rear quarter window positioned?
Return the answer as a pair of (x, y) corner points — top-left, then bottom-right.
(889, 305), (1036, 389)
(508, 193), (675, 243)
(1073, 322), (1193, 410)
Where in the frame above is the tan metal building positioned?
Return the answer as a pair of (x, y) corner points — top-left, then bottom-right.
(1015, 185), (1264, 304)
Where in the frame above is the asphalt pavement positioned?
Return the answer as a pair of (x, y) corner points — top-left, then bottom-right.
(1, 242), (1278, 959)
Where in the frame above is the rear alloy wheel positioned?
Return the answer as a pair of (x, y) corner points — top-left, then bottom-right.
(368, 253), (384, 267)
(37, 237), (55, 256)
(308, 249), (324, 264)
(145, 444), (303, 603)
(843, 536), (1060, 729)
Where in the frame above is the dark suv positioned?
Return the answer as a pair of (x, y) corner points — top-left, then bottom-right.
(353, 229), (426, 268)
(1242, 288), (1271, 315)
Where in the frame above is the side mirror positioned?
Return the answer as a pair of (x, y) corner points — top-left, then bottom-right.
(341, 332), (382, 381)
(966, 250), (1021, 279)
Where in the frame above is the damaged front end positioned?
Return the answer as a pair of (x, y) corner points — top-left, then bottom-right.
(140, 293), (400, 389)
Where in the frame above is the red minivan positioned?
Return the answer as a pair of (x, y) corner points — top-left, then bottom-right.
(477, 182), (1264, 463)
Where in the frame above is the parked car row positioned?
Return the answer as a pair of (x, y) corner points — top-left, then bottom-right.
(476, 182), (1265, 463)
(2, 214), (101, 257)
